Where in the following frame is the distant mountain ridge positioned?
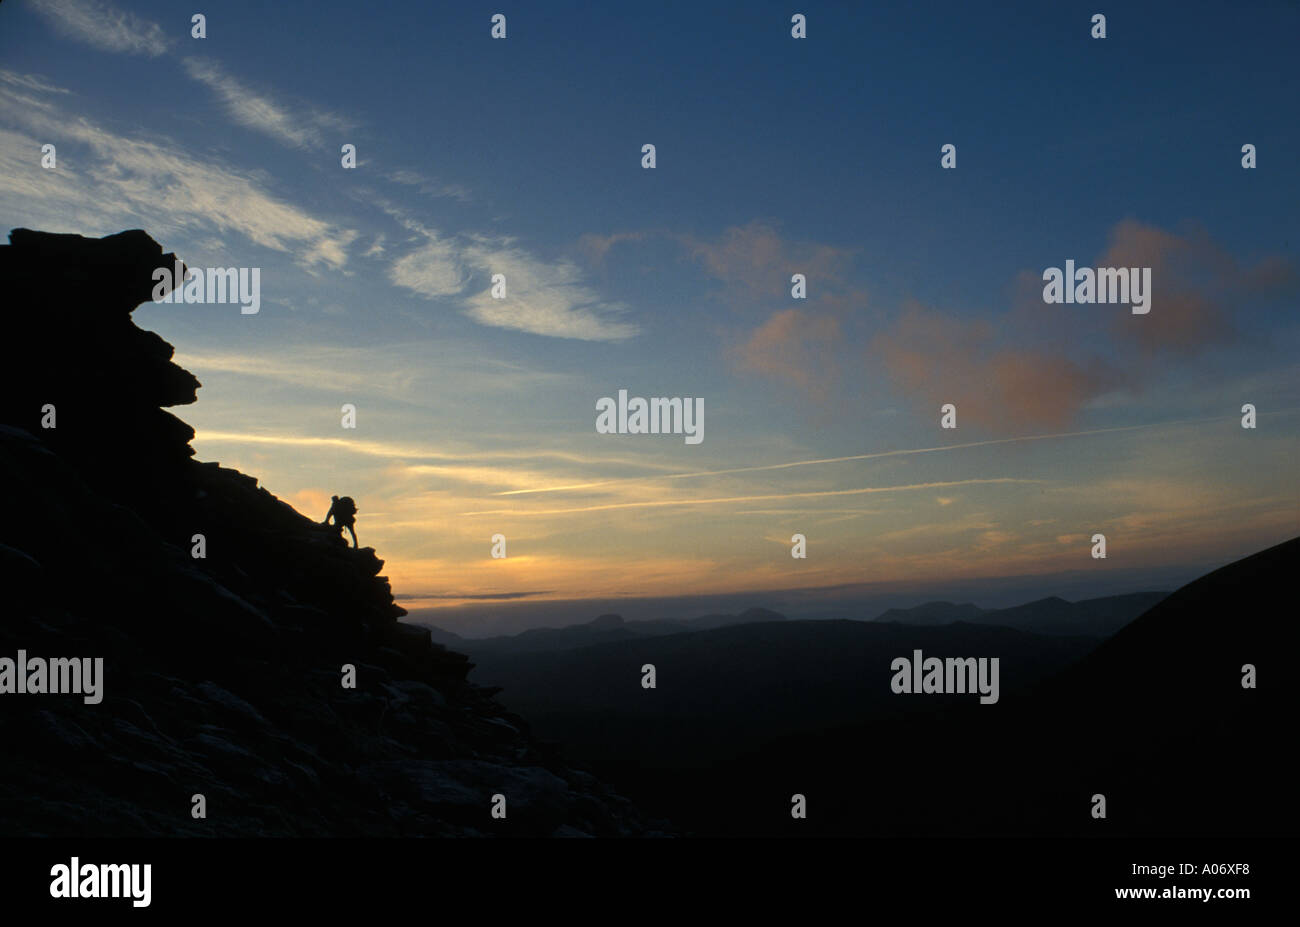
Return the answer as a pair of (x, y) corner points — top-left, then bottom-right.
(433, 606), (789, 655)
(872, 591), (1169, 637)
(422, 593), (1165, 656)
(455, 538), (1293, 836)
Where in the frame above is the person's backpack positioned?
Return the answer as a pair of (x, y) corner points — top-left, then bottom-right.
(334, 496), (357, 520)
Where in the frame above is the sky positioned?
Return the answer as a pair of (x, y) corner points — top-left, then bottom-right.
(2, 0), (1297, 635)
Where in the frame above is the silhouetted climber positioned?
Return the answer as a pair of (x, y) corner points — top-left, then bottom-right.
(324, 494), (359, 548)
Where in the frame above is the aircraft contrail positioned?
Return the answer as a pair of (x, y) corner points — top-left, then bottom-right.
(462, 478), (1040, 516)
(494, 411), (1267, 497)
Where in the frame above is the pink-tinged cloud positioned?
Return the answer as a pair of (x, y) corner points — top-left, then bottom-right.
(682, 220), (860, 308)
(683, 221), (867, 400)
(1099, 219), (1296, 355)
(577, 230), (649, 263)
(871, 220), (1293, 430)
(731, 308), (842, 399)
(870, 302), (1110, 431)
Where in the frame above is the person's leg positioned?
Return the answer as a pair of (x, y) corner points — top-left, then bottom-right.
(346, 523), (358, 548)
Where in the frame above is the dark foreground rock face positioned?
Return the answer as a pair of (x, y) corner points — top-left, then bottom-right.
(0, 229), (660, 836)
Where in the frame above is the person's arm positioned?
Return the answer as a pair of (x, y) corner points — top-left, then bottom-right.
(323, 503), (334, 524)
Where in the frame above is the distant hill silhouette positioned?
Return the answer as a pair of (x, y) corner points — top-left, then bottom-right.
(872, 600), (986, 625)
(0, 229), (658, 837)
(436, 606), (789, 655)
(424, 624), (467, 647)
(464, 540), (1292, 836)
(469, 620), (1099, 768)
(433, 594), (1162, 657)
(872, 591), (1169, 637)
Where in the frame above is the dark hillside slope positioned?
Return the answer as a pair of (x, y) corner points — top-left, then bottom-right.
(685, 537), (1297, 835)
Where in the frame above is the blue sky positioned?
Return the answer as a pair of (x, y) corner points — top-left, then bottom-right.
(2, 0), (1297, 632)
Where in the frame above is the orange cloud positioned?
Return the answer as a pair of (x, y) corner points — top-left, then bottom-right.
(682, 220), (863, 310)
(682, 221), (867, 401)
(870, 220), (1292, 430)
(870, 301), (1110, 430)
(731, 308), (841, 399)
(577, 230), (649, 263)
(1099, 219), (1295, 355)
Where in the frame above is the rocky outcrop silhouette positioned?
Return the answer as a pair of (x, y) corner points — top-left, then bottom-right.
(0, 229), (659, 836)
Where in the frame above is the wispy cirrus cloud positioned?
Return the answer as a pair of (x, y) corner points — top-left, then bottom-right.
(388, 236), (467, 297)
(384, 169), (472, 204)
(30, 1), (352, 151)
(28, 2), (348, 153)
(388, 234), (640, 342)
(192, 429), (685, 474)
(26, 1), (357, 168)
(0, 79), (357, 268)
(181, 57), (354, 150)
(0, 69), (72, 95)
(179, 343), (579, 398)
(459, 241), (638, 341)
(22, 0), (635, 341)
(27, 0), (170, 57)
